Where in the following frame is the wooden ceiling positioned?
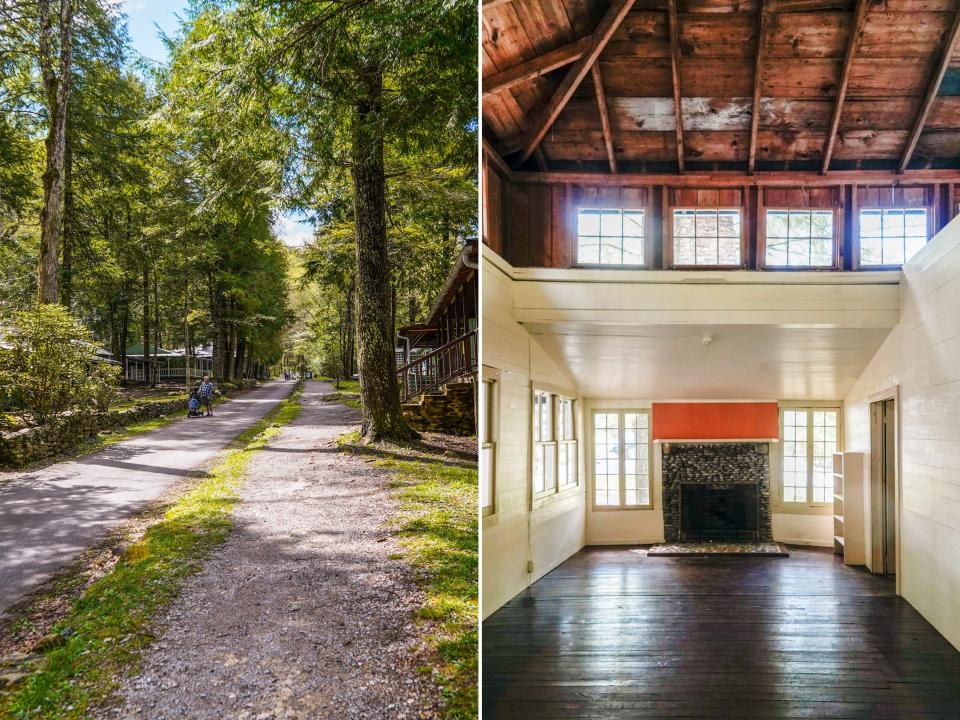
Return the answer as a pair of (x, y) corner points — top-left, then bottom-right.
(482, 0), (960, 174)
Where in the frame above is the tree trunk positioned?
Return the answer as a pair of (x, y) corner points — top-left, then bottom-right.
(346, 278), (355, 377)
(234, 336), (246, 380)
(225, 300), (237, 381)
(152, 271), (159, 386)
(37, 0), (75, 304)
(351, 67), (415, 442)
(142, 267), (150, 384)
(61, 128), (73, 308)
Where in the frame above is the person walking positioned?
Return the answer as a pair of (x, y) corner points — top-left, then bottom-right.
(199, 375), (216, 417)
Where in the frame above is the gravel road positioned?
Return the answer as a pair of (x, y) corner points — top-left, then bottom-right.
(0, 381), (296, 613)
(103, 380), (439, 720)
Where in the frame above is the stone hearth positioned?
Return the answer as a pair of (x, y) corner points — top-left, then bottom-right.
(661, 442), (773, 543)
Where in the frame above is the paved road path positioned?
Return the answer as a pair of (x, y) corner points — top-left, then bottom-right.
(0, 380), (297, 613)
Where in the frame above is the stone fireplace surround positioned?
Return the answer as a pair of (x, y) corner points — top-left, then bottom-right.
(661, 442), (773, 543)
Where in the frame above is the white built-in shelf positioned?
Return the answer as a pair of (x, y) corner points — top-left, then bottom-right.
(833, 451), (866, 566)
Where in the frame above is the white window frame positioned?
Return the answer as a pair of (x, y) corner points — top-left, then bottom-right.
(576, 208), (645, 267)
(532, 389), (579, 503)
(480, 373), (498, 517)
(557, 397), (578, 489)
(857, 207), (929, 268)
(532, 389), (557, 499)
(780, 406), (842, 506)
(764, 208), (836, 268)
(591, 409), (653, 510)
(671, 208), (743, 267)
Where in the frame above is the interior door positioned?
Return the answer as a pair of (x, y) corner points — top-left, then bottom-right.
(870, 398), (897, 575)
(882, 399), (896, 576)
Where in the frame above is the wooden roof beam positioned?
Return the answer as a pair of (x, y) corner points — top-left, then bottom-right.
(898, 7), (960, 174)
(483, 37), (592, 98)
(518, 0), (638, 166)
(821, 0), (869, 175)
(667, 0), (684, 173)
(747, 0), (775, 175)
(511, 169), (960, 188)
(591, 64), (618, 173)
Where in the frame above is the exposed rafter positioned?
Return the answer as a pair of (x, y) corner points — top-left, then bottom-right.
(747, 0), (775, 175)
(482, 0), (515, 10)
(482, 137), (514, 180)
(511, 169), (960, 188)
(534, 146), (549, 172)
(483, 37), (591, 98)
(517, 0), (638, 165)
(897, 6), (960, 174)
(821, 0), (869, 175)
(666, 0), (685, 173)
(590, 64), (618, 173)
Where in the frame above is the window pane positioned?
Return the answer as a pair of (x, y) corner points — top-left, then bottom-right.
(767, 210), (833, 267)
(812, 410), (838, 504)
(674, 235), (696, 265)
(782, 410), (809, 503)
(533, 444), (545, 494)
(860, 208), (927, 267)
(674, 209), (741, 266)
(594, 413), (619, 506)
(481, 445), (493, 509)
(767, 211), (789, 238)
(577, 237), (599, 265)
(577, 208), (645, 266)
(623, 412), (650, 506)
(623, 211), (644, 237)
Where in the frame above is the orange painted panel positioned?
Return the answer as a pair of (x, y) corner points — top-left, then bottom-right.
(652, 402), (779, 440)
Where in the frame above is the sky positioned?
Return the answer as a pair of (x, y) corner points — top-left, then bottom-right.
(121, 0), (315, 248)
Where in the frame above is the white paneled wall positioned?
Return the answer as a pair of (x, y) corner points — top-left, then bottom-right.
(844, 216), (960, 651)
(481, 254), (586, 618)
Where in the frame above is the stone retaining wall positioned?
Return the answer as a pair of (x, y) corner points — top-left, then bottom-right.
(0, 379), (258, 468)
(403, 382), (475, 436)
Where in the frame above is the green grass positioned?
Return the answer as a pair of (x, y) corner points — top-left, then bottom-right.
(0, 387), (304, 719)
(322, 379), (361, 410)
(342, 438), (477, 719)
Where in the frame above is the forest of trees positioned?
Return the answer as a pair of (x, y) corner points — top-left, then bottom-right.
(0, 0), (477, 440)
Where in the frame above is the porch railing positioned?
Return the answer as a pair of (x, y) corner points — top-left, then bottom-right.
(397, 329), (477, 402)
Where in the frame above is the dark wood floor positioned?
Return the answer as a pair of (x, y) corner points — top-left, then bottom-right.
(482, 546), (960, 719)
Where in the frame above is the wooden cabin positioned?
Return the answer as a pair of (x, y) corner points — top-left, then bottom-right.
(396, 244), (478, 402)
(481, 1), (960, 717)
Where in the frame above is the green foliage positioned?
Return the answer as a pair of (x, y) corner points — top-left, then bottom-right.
(0, 305), (100, 423)
(0, 387), (303, 719)
(86, 361), (122, 412)
(335, 440), (478, 720)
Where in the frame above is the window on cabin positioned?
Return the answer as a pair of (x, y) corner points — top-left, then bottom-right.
(673, 209), (741, 266)
(859, 208), (927, 267)
(577, 208), (644, 265)
(593, 410), (650, 508)
(782, 408), (839, 504)
(480, 379), (496, 515)
(766, 210), (834, 267)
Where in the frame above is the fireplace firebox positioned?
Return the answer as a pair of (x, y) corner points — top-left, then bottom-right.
(680, 483), (759, 542)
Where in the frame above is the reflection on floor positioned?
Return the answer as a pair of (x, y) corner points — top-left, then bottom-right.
(483, 546), (960, 719)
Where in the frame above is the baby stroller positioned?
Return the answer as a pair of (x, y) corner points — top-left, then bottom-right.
(187, 389), (203, 418)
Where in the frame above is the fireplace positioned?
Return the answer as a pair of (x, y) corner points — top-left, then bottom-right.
(681, 483), (758, 542)
(661, 442), (773, 543)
